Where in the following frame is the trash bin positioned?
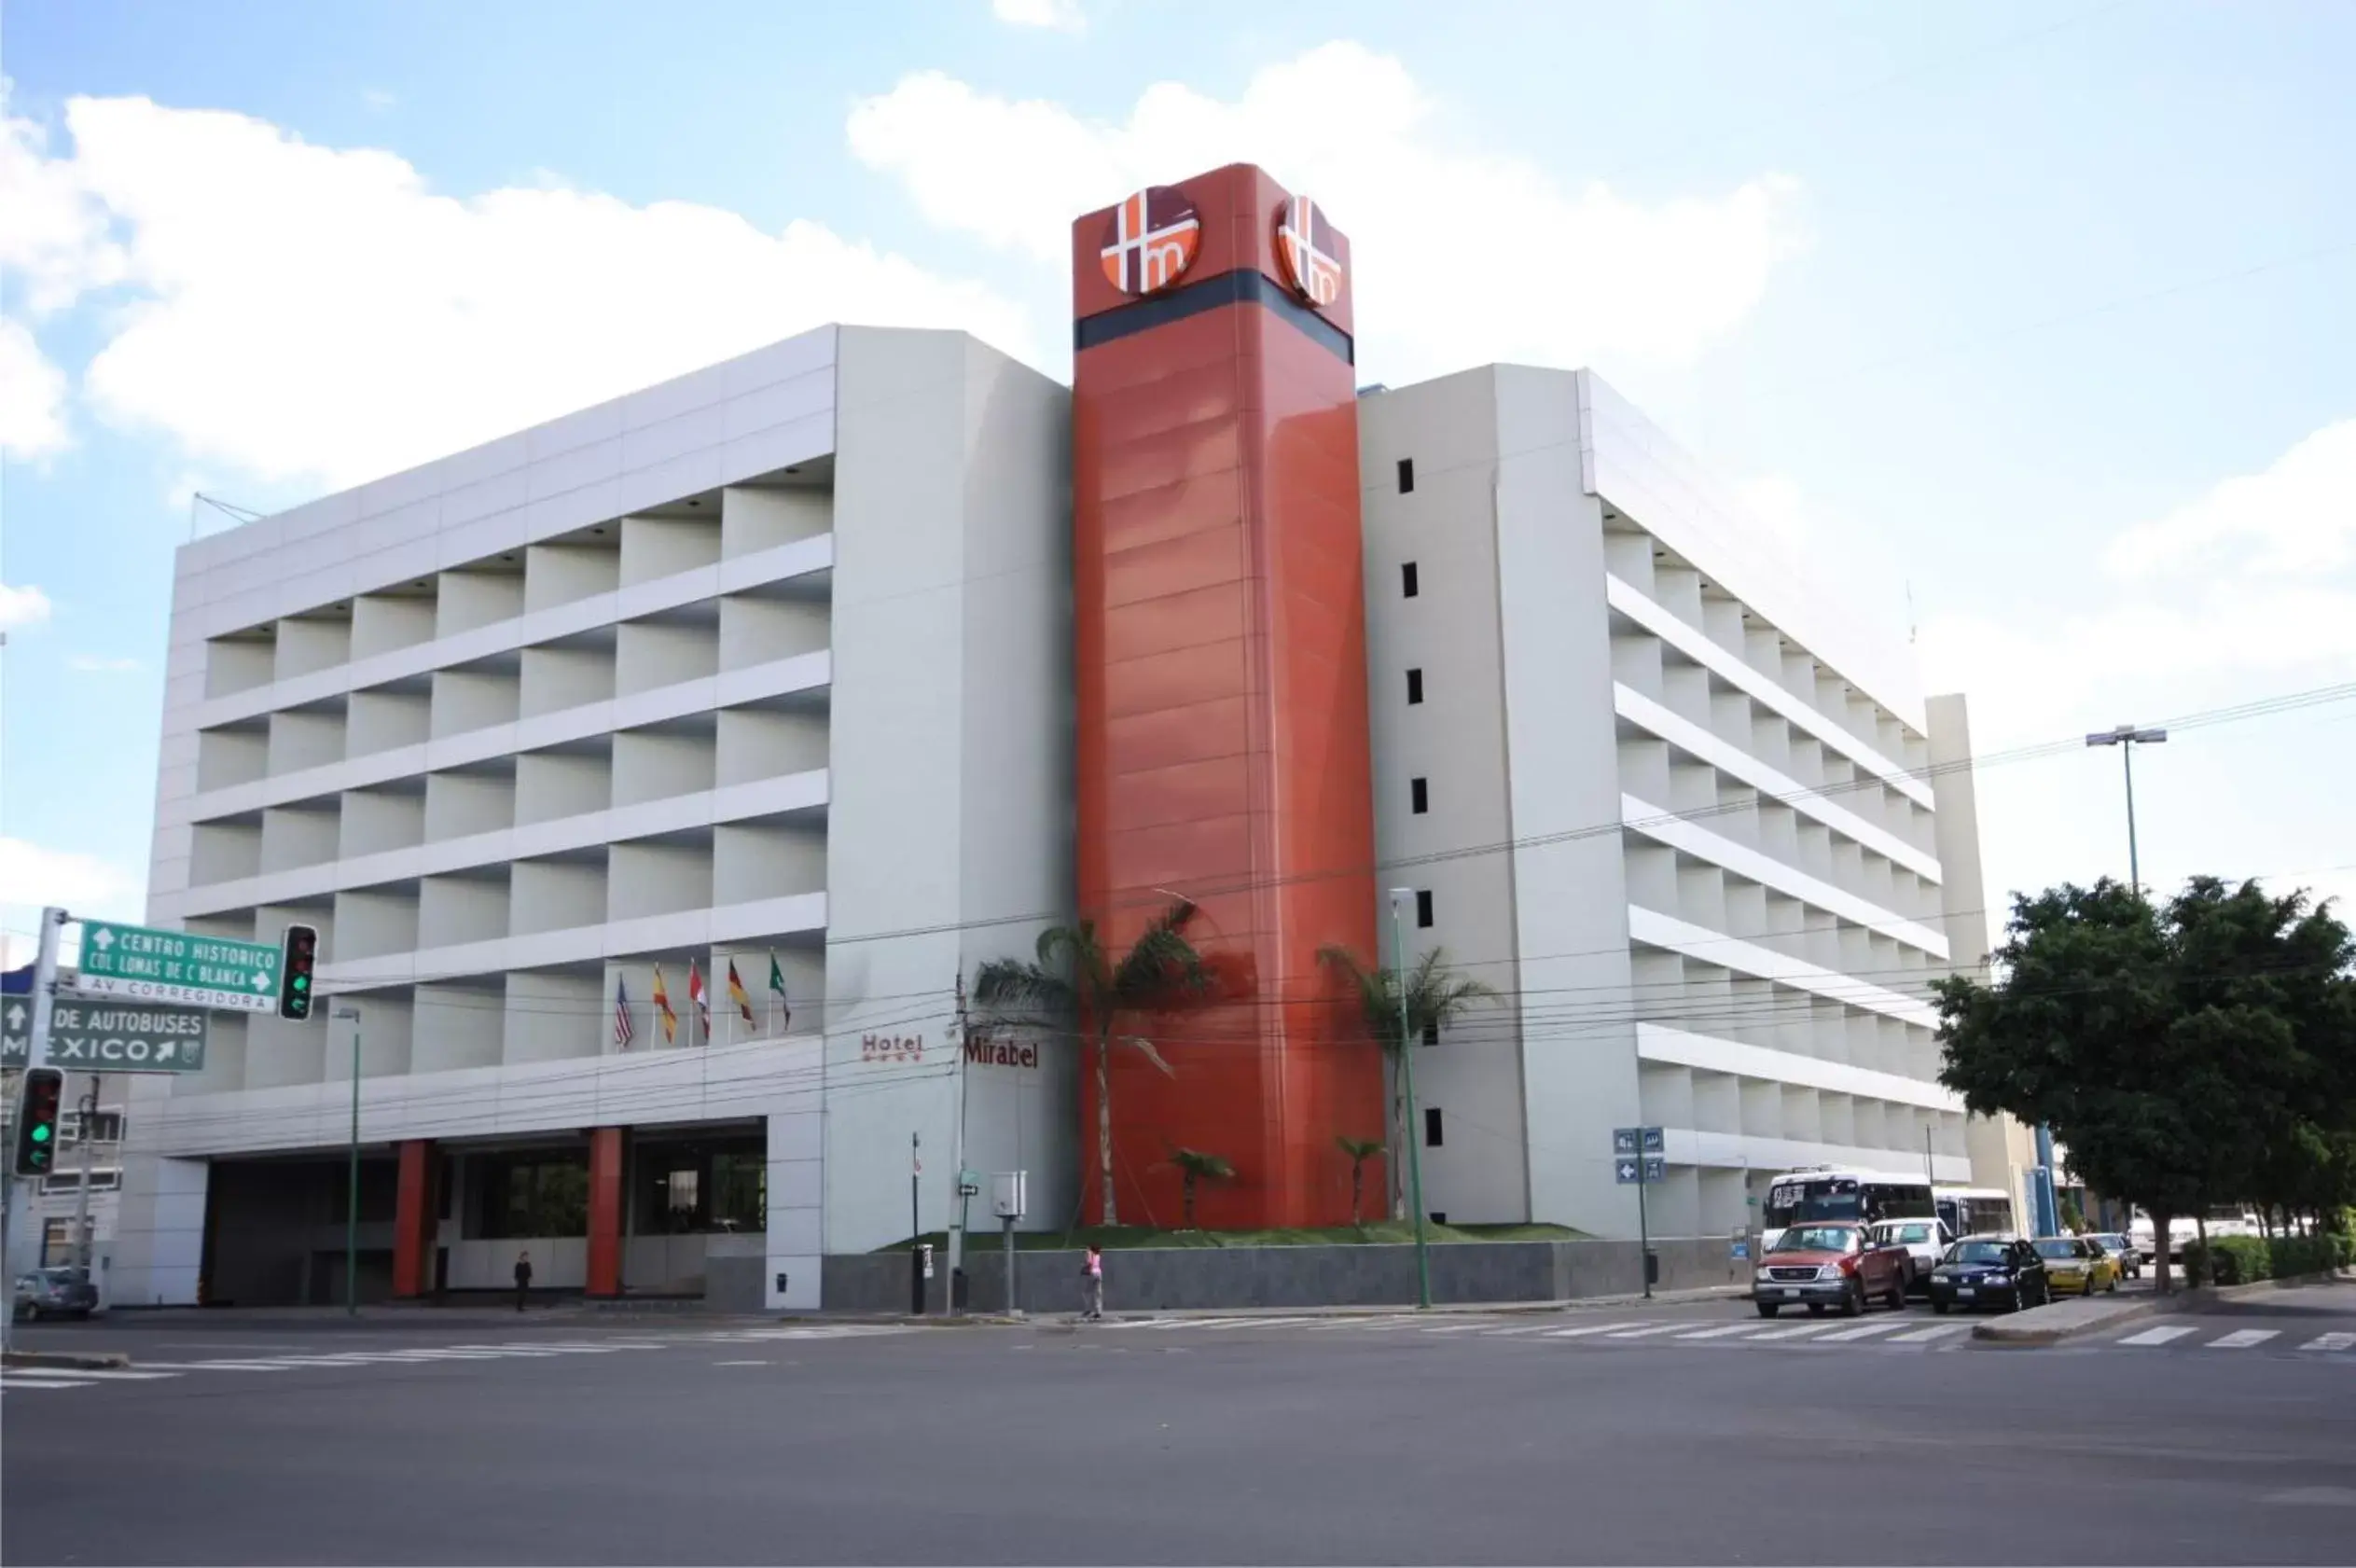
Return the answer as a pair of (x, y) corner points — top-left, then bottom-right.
(1644, 1251), (1660, 1286)
(951, 1267), (970, 1311)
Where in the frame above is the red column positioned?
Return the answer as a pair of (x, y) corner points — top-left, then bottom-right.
(391, 1139), (437, 1297)
(586, 1127), (624, 1297)
(1071, 166), (1382, 1229)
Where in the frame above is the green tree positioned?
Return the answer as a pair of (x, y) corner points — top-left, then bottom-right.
(1165, 1148), (1235, 1228)
(1934, 881), (2199, 1291)
(1334, 1134), (1385, 1227)
(1320, 945), (1497, 1221)
(974, 900), (1215, 1227)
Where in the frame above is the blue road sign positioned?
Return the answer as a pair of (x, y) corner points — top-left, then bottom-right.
(1613, 1127), (1640, 1157)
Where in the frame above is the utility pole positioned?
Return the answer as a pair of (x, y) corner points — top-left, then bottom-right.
(334, 1005), (361, 1315)
(1388, 889), (1432, 1311)
(947, 972), (970, 1312)
(909, 1131), (923, 1314)
(70, 1073), (103, 1279)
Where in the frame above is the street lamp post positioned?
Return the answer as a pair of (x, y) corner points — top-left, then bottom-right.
(2085, 725), (2167, 895)
(1388, 888), (1433, 1311)
(333, 1005), (361, 1317)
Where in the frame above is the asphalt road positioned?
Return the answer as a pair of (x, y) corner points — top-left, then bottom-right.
(7, 1284), (2354, 1565)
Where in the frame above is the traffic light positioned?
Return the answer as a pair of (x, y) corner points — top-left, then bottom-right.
(278, 923), (319, 1020)
(13, 1066), (64, 1177)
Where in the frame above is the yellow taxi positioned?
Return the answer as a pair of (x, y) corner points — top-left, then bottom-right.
(2031, 1235), (2119, 1295)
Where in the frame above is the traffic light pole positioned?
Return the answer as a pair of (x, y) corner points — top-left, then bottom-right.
(71, 1073), (102, 1278)
(2, 907), (68, 1356)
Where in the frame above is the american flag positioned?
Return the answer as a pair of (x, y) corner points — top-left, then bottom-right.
(613, 975), (635, 1050)
(1100, 186), (1201, 296)
(1276, 193), (1343, 307)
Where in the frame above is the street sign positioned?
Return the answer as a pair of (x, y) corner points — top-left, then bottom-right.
(74, 920), (282, 1015)
(1640, 1126), (1665, 1156)
(1613, 1156), (1667, 1186)
(3, 997), (210, 1073)
(1614, 1127), (1665, 1158)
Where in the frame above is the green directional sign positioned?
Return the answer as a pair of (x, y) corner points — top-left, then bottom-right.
(3, 998), (210, 1073)
(75, 920), (283, 1015)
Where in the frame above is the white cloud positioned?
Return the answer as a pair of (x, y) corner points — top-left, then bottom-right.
(847, 43), (1804, 381)
(2105, 418), (2356, 580)
(0, 580), (53, 632)
(8, 95), (1036, 490)
(0, 91), (126, 313)
(992, 0), (1085, 30)
(0, 838), (141, 920)
(361, 88), (398, 111)
(66, 653), (141, 673)
(0, 316), (69, 458)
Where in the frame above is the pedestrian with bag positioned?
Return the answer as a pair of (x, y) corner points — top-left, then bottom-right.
(1079, 1244), (1104, 1321)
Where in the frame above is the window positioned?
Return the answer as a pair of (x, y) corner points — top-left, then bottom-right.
(61, 1109), (125, 1144)
(1421, 1020), (1439, 1048)
(1410, 777), (1428, 815)
(39, 1169), (121, 1196)
(1430, 1212), (1448, 1224)
(1416, 889), (1434, 928)
(1406, 668), (1423, 704)
(1424, 1107), (1444, 1146)
(473, 1153), (589, 1239)
(1401, 562), (1420, 598)
(1397, 457), (1415, 493)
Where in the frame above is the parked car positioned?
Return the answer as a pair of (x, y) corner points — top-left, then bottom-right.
(1750, 1222), (1910, 1318)
(12, 1267), (100, 1321)
(1928, 1235), (2051, 1313)
(2087, 1232), (2140, 1281)
(2033, 1236), (2118, 1295)
(1868, 1218), (1948, 1291)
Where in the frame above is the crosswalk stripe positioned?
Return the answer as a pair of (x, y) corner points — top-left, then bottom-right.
(1303, 1318), (1394, 1330)
(1745, 1321), (1837, 1340)
(1602, 1323), (1687, 1339)
(1887, 1323), (1971, 1344)
(23, 1368), (181, 1381)
(1543, 1322), (1637, 1339)
(0, 1376), (90, 1389)
(1814, 1319), (1907, 1342)
(1675, 1323), (1761, 1340)
(1482, 1325), (1566, 1336)
(2116, 1325), (2200, 1347)
(2206, 1329), (2280, 1350)
(2299, 1331), (2355, 1353)
(1420, 1323), (1497, 1334)
(1206, 1317), (1319, 1329)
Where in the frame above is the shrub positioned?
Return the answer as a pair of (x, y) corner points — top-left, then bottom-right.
(2184, 1233), (2352, 1287)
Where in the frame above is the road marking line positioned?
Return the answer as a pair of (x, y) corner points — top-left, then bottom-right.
(1745, 1322), (1838, 1340)
(1420, 1323), (1498, 1334)
(21, 1368), (182, 1381)
(2206, 1329), (2280, 1350)
(179, 1361), (303, 1370)
(1602, 1323), (1687, 1339)
(0, 1376), (90, 1389)
(713, 1359), (769, 1367)
(1887, 1323), (1971, 1344)
(2115, 1325), (2201, 1347)
(1301, 1318), (1393, 1330)
(1814, 1319), (1908, 1342)
(1205, 1317), (1320, 1329)
(1543, 1323), (1638, 1339)
(2299, 1332), (2356, 1353)
(1675, 1324), (1762, 1340)
(1482, 1325), (1566, 1336)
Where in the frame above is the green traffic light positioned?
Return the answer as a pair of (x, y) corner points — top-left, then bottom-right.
(292, 975), (310, 992)
(30, 1125), (50, 1143)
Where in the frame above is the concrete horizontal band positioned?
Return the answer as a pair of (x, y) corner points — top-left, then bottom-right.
(1659, 1125), (1970, 1185)
(1604, 574), (1933, 810)
(166, 649), (833, 828)
(318, 889), (828, 992)
(173, 768), (830, 920)
(1620, 793), (1950, 959)
(181, 532), (835, 734)
(1627, 905), (1939, 1029)
(1635, 1020), (1963, 1113)
(1613, 683), (1941, 883)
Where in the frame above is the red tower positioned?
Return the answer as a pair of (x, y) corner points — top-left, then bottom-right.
(1071, 165), (1382, 1230)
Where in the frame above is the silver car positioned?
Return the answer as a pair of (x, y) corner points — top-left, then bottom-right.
(12, 1267), (100, 1321)
(2089, 1231), (2141, 1280)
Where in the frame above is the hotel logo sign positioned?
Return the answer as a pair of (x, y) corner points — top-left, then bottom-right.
(1274, 194), (1343, 307)
(1100, 186), (1201, 296)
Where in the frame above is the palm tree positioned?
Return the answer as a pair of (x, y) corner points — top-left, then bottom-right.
(1166, 1148), (1235, 1229)
(974, 899), (1216, 1227)
(1335, 1135), (1385, 1227)
(1319, 944), (1498, 1221)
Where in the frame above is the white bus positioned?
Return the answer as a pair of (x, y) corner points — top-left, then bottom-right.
(1761, 1167), (1935, 1251)
(1933, 1186), (2016, 1242)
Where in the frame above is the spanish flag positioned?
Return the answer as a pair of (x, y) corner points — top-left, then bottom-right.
(651, 963), (677, 1047)
(726, 958), (755, 1030)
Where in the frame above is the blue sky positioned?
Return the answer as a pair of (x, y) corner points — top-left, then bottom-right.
(3, 0), (2353, 963)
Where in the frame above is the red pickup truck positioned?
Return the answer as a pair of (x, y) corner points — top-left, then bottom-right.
(1750, 1221), (1910, 1318)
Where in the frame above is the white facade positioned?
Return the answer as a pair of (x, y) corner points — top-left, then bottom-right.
(1358, 366), (2016, 1241)
(111, 326), (1077, 1308)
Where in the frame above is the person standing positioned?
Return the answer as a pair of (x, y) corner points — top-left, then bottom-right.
(514, 1249), (534, 1312)
(1080, 1244), (1104, 1321)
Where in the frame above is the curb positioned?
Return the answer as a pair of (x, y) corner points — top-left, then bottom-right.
(4, 1350), (132, 1372)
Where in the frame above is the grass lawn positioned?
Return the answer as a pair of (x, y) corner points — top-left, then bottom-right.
(876, 1219), (1584, 1253)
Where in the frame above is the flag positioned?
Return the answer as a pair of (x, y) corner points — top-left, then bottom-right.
(768, 950), (790, 1034)
(688, 959), (710, 1044)
(726, 958), (754, 1029)
(613, 976), (635, 1050)
(652, 964), (677, 1047)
